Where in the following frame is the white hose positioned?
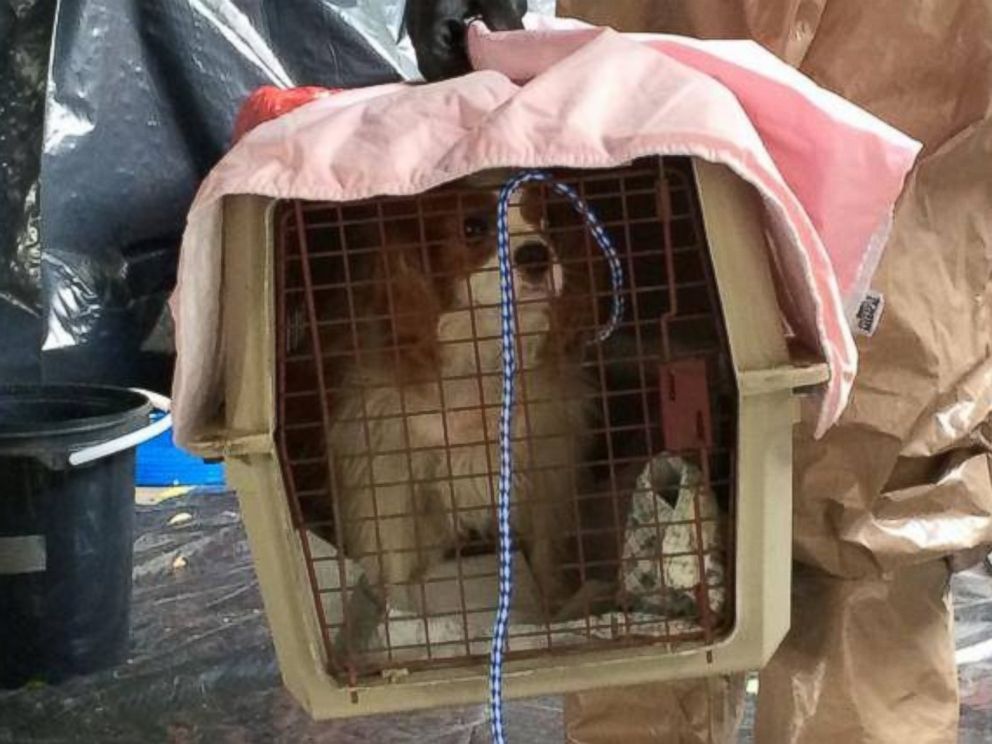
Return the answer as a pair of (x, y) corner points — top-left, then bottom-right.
(68, 388), (173, 467)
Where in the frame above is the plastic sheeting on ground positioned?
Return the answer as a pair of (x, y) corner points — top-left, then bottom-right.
(0, 489), (989, 742)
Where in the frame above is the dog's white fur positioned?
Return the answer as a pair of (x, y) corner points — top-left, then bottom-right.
(328, 198), (591, 613)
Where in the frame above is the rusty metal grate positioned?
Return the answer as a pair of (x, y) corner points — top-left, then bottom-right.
(273, 157), (738, 683)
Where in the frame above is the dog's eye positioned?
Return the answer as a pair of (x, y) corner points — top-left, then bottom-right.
(463, 215), (490, 240)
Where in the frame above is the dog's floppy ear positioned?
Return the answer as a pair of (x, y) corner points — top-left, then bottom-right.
(373, 245), (441, 378)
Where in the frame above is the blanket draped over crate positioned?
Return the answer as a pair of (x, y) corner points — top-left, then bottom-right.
(169, 18), (920, 445)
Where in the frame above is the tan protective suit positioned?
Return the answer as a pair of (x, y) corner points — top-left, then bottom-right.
(556, 1), (992, 741)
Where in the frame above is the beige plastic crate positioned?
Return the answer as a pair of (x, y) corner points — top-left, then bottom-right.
(185, 158), (827, 719)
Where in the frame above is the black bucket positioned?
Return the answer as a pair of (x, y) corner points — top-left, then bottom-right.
(0, 385), (157, 689)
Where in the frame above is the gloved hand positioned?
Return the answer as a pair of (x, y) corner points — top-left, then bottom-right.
(406, 0), (526, 81)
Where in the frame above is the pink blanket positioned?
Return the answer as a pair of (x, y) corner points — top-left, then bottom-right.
(169, 19), (920, 447)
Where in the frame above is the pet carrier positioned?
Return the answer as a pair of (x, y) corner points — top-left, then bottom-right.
(186, 157), (827, 718)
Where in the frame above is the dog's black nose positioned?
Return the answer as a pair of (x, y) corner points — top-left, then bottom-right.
(406, 0), (527, 82)
(514, 241), (551, 280)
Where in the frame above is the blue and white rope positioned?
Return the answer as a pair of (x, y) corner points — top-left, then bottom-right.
(490, 170), (624, 744)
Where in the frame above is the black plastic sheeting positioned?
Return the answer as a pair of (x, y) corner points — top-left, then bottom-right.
(3, 0), (405, 393)
(41, 0), (410, 391)
(1, 488), (990, 743)
(0, 0), (54, 384)
(3, 0), (553, 393)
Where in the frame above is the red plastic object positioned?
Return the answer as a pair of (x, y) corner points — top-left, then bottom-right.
(232, 85), (343, 143)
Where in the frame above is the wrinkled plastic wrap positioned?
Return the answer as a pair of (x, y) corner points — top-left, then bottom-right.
(0, 0), (53, 383)
(0, 489), (568, 743)
(955, 566), (992, 742)
(37, 0), (399, 390)
(2, 0), (553, 390)
(1, 489), (990, 742)
(555, 1), (992, 742)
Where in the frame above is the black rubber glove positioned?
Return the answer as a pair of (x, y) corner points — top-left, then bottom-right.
(406, 0), (527, 81)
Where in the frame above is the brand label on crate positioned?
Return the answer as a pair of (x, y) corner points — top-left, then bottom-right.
(855, 290), (885, 337)
(0, 535), (47, 574)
